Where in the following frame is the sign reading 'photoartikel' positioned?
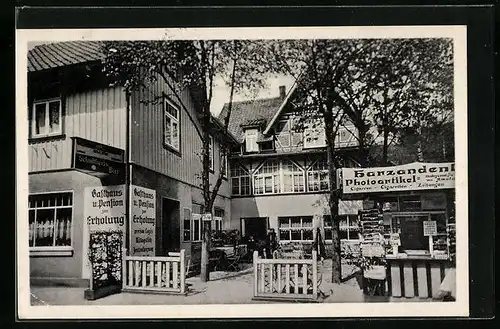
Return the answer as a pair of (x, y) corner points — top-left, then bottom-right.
(341, 162), (455, 194)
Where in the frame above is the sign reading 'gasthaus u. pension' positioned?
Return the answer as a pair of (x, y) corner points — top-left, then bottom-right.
(341, 162), (455, 194)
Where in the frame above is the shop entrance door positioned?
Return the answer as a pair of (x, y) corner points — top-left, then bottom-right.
(398, 215), (429, 251)
(242, 217), (268, 241)
(162, 198), (180, 254)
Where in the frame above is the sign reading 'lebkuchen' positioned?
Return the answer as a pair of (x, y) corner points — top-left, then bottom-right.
(341, 162), (455, 194)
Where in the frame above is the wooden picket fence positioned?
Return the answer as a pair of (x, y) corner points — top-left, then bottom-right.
(252, 250), (319, 302)
(122, 249), (186, 295)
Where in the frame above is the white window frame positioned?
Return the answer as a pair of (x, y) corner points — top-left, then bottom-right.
(164, 98), (180, 151)
(213, 208), (224, 234)
(278, 216), (314, 242)
(28, 191), (74, 256)
(281, 159), (306, 193)
(253, 159), (281, 195)
(245, 128), (259, 152)
(31, 98), (62, 138)
(253, 159), (305, 195)
(307, 158), (330, 192)
(324, 214), (360, 241)
(191, 213), (202, 242)
(231, 163), (251, 196)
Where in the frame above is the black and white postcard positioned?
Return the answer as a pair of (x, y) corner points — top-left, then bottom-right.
(16, 25), (469, 319)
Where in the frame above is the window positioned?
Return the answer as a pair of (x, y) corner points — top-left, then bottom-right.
(324, 215), (360, 241)
(213, 208), (224, 235)
(279, 216), (314, 242)
(183, 208), (191, 242)
(282, 160), (305, 193)
(191, 214), (202, 242)
(31, 99), (62, 138)
(254, 160), (280, 195)
(231, 163), (251, 196)
(209, 135), (214, 171)
(164, 98), (180, 151)
(245, 128), (259, 152)
(308, 158), (330, 192)
(221, 149), (228, 178)
(188, 204), (204, 242)
(29, 192), (73, 252)
(303, 120), (326, 149)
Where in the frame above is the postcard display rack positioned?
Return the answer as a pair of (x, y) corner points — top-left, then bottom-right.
(359, 208), (388, 296)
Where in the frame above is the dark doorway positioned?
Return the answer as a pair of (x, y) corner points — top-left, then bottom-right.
(162, 198), (180, 255)
(242, 217), (268, 241)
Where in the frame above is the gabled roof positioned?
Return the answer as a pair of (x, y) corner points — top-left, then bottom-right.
(218, 96), (285, 143)
(262, 80), (299, 135)
(28, 41), (104, 72)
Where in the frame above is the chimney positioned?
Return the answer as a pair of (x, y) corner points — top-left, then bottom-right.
(279, 85), (286, 98)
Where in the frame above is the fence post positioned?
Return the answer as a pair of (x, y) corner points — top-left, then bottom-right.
(253, 250), (258, 296)
(180, 249), (186, 294)
(122, 248), (127, 289)
(312, 250), (318, 298)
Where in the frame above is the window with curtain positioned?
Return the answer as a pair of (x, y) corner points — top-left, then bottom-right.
(282, 160), (305, 193)
(324, 215), (360, 241)
(307, 158), (330, 192)
(245, 128), (258, 152)
(29, 192), (73, 249)
(254, 159), (280, 195)
(231, 163), (251, 196)
(164, 98), (180, 151)
(278, 216), (314, 242)
(32, 99), (62, 138)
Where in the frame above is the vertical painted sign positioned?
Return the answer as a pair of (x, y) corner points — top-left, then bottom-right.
(85, 185), (126, 233)
(82, 185), (126, 279)
(130, 185), (156, 256)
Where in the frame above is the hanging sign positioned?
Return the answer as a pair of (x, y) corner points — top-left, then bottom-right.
(341, 162), (455, 194)
(84, 185), (126, 234)
(130, 185), (156, 256)
(72, 137), (125, 178)
(423, 220), (438, 236)
(202, 213), (212, 221)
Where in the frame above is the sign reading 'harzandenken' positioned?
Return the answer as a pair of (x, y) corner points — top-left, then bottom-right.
(130, 185), (156, 256)
(341, 162), (455, 194)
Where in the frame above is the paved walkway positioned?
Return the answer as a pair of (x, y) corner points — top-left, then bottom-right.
(29, 261), (434, 305)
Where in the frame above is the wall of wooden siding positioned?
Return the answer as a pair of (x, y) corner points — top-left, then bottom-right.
(29, 86), (127, 172)
(130, 75), (230, 198)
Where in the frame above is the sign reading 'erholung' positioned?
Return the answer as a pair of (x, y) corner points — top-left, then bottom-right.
(341, 162), (455, 194)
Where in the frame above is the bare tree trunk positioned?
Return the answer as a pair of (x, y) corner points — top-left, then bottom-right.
(382, 126), (389, 165)
(324, 111), (341, 284)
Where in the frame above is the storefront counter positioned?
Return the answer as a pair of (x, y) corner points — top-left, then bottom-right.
(385, 254), (452, 299)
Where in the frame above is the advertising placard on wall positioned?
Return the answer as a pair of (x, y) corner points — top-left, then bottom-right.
(423, 220), (438, 236)
(130, 185), (156, 256)
(82, 185), (126, 280)
(341, 162), (455, 194)
(85, 185), (126, 233)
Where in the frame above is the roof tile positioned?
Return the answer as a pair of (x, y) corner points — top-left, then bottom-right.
(218, 97), (284, 142)
(28, 41), (105, 72)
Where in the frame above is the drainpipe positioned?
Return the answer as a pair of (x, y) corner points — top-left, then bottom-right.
(125, 89), (132, 255)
